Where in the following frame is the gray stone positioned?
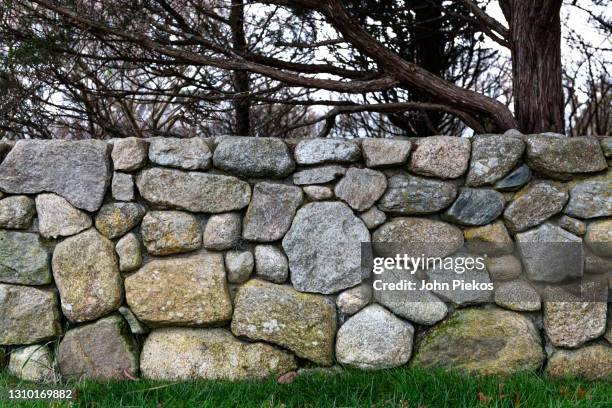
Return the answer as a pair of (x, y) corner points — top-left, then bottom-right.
(0, 140), (110, 212)
(293, 165), (346, 185)
(137, 167), (251, 213)
(466, 135), (525, 186)
(0, 231), (50, 285)
(35, 193), (92, 239)
(149, 137), (211, 170)
(295, 139), (361, 165)
(141, 211), (202, 256)
(334, 168), (387, 211)
(52, 229), (122, 322)
(225, 250), (254, 284)
(503, 181), (568, 232)
(336, 283), (372, 315)
(254, 245), (288, 283)
(558, 215), (586, 236)
(203, 212), (241, 250)
(372, 217), (463, 259)
(58, 315), (138, 380)
(0, 284), (61, 345)
(585, 219), (612, 257)
(564, 171), (612, 219)
(213, 137), (294, 178)
(243, 182), (303, 242)
(115, 233), (142, 272)
(118, 306), (149, 335)
(585, 251), (612, 275)
(0, 196), (35, 229)
(303, 185), (333, 201)
(412, 308), (545, 375)
(546, 344), (612, 380)
(601, 137), (612, 158)
(111, 137), (148, 171)
(231, 280), (336, 365)
(525, 135), (607, 179)
(336, 304), (414, 369)
(141, 328), (297, 380)
(95, 202), (145, 239)
(373, 270), (448, 325)
(606, 308), (612, 344)
(516, 223), (583, 283)
(409, 136), (471, 179)
(111, 172), (134, 201)
(283, 202), (370, 294)
(8, 345), (55, 382)
(361, 138), (412, 168)
(484, 255), (522, 281)
(493, 164), (531, 191)
(378, 173), (457, 215)
(544, 298), (606, 348)
(359, 206), (386, 229)
(125, 253), (232, 327)
(442, 188), (505, 226)
(494, 280), (541, 311)
(463, 221), (514, 255)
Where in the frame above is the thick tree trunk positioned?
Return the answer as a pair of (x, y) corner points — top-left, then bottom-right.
(501, 0), (564, 134)
(229, 0), (251, 135)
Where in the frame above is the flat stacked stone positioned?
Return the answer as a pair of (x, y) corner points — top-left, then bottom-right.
(213, 137), (294, 177)
(149, 137), (211, 170)
(409, 136), (470, 179)
(378, 173), (457, 215)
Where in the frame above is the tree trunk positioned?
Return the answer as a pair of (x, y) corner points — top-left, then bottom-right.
(229, 0), (251, 135)
(501, 0), (564, 134)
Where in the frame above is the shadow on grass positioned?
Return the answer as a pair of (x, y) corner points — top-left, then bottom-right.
(1, 367), (610, 408)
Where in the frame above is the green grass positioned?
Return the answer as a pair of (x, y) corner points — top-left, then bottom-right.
(0, 368), (610, 408)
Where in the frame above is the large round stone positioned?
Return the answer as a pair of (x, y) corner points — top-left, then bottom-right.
(243, 182), (303, 242)
(503, 181), (568, 232)
(125, 253), (232, 327)
(0, 140), (111, 212)
(544, 298), (606, 348)
(95, 202), (145, 239)
(0, 284), (61, 345)
(141, 211), (202, 256)
(411, 308), (545, 375)
(8, 345), (55, 382)
(282, 202), (370, 294)
(516, 223), (583, 283)
(52, 229), (122, 322)
(136, 168), (251, 213)
(294, 139), (360, 165)
(372, 217), (463, 258)
(408, 136), (470, 179)
(141, 328), (297, 380)
(546, 344), (612, 380)
(35, 193), (92, 239)
(58, 315), (139, 380)
(466, 134), (524, 186)
(334, 168), (387, 211)
(231, 280), (336, 365)
(148, 137), (211, 170)
(213, 137), (294, 178)
(336, 304), (414, 369)
(564, 170), (612, 219)
(525, 135), (607, 179)
(0, 230), (50, 285)
(441, 188), (505, 226)
(0, 195), (35, 229)
(585, 219), (612, 257)
(378, 173), (457, 215)
(361, 139), (412, 168)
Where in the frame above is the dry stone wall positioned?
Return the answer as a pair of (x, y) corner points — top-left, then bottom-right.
(0, 133), (611, 382)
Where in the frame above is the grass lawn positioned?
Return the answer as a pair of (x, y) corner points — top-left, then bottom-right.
(0, 368), (610, 408)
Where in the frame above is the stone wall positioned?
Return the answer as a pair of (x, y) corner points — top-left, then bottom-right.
(0, 133), (611, 382)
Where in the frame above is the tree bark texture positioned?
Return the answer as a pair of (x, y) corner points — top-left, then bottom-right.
(230, 0), (251, 135)
(501, 0), (564, 133)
